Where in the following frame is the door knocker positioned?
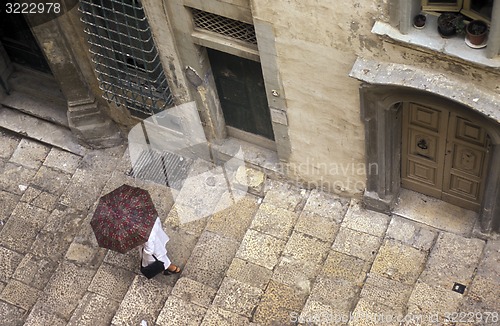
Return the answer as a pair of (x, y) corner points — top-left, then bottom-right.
(417, 139), (428, 150)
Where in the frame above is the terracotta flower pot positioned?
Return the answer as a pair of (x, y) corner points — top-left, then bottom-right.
(466, 20), (488, 45)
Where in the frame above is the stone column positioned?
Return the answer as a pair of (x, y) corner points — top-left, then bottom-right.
(360, 85), (401, 213)
(25, 9), (122, 148)
(479, 144), (500, 233)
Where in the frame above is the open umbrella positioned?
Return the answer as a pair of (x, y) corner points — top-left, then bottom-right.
(91, 184), (158, 253)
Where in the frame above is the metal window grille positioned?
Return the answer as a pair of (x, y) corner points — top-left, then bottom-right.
(191, 8), (257, 45)
(79, 0), (174, 117)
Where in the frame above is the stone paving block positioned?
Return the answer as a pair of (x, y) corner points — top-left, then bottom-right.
(89, 263), (136, 301)
(37, 261), (96, 319)
(254, 302), (296, 325)
(43, 206), (85, 235)
(321, 250), (371, 284)
(212, 277), (263, 317)
(226, 257), (272, 290)
(260, 280), (309, 312)
(299, 299), (350, 326)
(302, 189), (349, 222)
(342, 200), (390, 237)
(271, 257), (320, 293)
(78, 145), (127, 173)
(0, 279), (40, 310)
(461, 274), (500, 312)
(360, 273), (414, 308)
(30, 230), (74, 262)
(135, 180), (175, 223)
(67, 292), (120, 326)
(156, 295), (206, 326)
(0, 204), (49, 254)
(24, 301), (66, 326)
(309, 276), (360, 311)
(474, 238), (500, 279)
(294, 210), (340, 242)
(20, 187), (58, 211)
(173, 165), (231, 220)
(332, 227), (382, 262)
(419, 232), (485, 289)
(234, 165), (265, 195)
(171, 277), (217, 308)
(43, 147), (82, 174)
(250, 202), (299, 239)
(407, 280), (463, 322)
(9, 138), (50, 170)
(183, 231), (239, 277)
(282, 231), (330, 265)
(0, 190), (19, 228)
(12, 254), (57, 290)
(66, 243), (107, 269)
(0, 301), (27, 326)
(350, 298), (404, 326)
(112, 276), (171, 326)
(201, 306), (251, 326)
(72, 212), (100, 248)
(263, 179), (308, 211)
(59, 168), (110, 211)
(165, 203), (208, 236)
(0, 162), (37, 195)
(0, 130), (21, 159)
(386, 216), (437, 251)
(30, 166), (71, 195)
(181, 267), (227, 290)
(236, 229), (287, 270)
(206, 194), (259, 241)
(371, 239), (427, 285)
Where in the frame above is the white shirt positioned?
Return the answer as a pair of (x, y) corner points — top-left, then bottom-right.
(140, 217), (171, 268)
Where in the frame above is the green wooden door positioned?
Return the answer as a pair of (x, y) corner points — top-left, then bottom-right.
(208, 49), (274, 140)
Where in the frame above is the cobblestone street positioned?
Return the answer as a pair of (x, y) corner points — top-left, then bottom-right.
(0, 130), (499, 325)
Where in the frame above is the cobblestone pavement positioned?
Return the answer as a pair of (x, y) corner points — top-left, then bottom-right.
(0, 129), (499, 326)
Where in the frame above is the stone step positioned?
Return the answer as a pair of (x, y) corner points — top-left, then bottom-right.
(0, 106), (87, 156)
(1, 90), (69, 127)
(7, 68), (65, 102)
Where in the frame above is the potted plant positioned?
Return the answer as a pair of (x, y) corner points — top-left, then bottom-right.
(466, 20), (488, 45)
(413, 14), (427, 29)
(437, 13), (465, 38)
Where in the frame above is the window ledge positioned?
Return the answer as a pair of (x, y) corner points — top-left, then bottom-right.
(372, 18), (500, 69)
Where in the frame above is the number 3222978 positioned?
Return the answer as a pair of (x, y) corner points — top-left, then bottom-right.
(444, 311), (499, 323)
(4, 2), (61, 14)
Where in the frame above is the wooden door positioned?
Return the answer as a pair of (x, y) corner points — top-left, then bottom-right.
(207, 48), (274, 141)
(442, 112), (490, 211)
(402, 103), (449, 198)
(402, 102), (490, 211)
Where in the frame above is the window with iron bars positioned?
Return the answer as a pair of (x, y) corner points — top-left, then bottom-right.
(79, 0), (174, 118)
(191, 8), (257, 45)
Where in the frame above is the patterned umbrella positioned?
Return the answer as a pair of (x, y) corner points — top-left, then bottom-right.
(91, 184), (158, 253)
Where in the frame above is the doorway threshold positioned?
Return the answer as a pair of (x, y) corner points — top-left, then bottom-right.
(211, 137), (283, 179)
(393, 189), (478, 237)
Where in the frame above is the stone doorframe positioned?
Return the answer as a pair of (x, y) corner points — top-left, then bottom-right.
(360, 85), (500, 233)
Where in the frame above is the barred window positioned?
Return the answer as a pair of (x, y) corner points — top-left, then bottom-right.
(79, 0), (174, 118)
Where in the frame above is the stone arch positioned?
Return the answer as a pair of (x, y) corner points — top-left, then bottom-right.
(360, 84), (500, 233)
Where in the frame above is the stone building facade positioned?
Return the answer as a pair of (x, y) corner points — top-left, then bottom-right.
(0, 0), (498, 232)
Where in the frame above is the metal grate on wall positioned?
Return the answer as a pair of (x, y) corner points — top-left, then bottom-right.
(79, 0), (174, 118)
(191, 8), (257, 45)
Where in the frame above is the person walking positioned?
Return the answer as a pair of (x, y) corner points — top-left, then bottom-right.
(140, 217), (181, 275)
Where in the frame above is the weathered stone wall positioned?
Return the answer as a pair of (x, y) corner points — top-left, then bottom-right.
(250, 1), (387, 195)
